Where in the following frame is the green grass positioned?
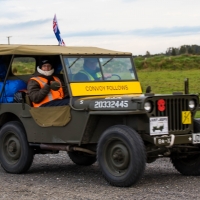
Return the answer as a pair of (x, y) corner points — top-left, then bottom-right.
(134, 54), (200, 70)
(195, 112), (200, 118)
(12, 62), (35, 75)
(137, 69), (200, 95)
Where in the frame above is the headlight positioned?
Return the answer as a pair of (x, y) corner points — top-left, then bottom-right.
(188, 100), (195, 109)
(144, 101), (152, 112)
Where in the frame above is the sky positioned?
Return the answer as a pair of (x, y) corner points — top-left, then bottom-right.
(0, 0), (200, 55)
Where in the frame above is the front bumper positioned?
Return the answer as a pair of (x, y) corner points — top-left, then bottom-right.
(142, 133), (200, 147)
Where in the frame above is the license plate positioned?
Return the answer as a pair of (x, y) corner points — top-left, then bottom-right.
(154, 137), (171, 146)
(192, 133), (200, 144)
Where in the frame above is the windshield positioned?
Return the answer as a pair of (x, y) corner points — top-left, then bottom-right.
(64, 57), (137, 82)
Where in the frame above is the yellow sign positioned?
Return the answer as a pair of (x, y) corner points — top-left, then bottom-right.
(182, 111), (191, 124)
(70, 81), (142, 96)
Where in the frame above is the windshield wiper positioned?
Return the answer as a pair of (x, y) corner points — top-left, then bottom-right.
(69, 56), (82, 68)
(102, 56), (116, 67)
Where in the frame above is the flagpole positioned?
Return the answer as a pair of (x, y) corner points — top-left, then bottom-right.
(53, 14), (65, 46)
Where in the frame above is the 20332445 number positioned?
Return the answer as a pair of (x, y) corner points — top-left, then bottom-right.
(94, 100), (128, 108)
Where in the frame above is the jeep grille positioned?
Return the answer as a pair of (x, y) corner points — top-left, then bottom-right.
(155, 98), (189, 132)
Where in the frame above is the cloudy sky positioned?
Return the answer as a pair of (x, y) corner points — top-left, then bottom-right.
(0, 0), (200, 55)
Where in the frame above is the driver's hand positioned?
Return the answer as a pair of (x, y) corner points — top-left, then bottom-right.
(104, 73), (112, 78)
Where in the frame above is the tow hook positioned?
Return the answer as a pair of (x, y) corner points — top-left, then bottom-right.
(166, 134), (175, 147)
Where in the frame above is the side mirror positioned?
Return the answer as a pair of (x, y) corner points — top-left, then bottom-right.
(145, 86), (151, 93)
(145, 85), (154, 96)
(50, 81), (60, 91)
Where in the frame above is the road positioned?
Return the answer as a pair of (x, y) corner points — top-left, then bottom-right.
(0, 152), (199, 200)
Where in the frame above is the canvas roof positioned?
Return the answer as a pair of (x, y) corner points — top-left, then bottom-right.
(0, 45), (132, 56)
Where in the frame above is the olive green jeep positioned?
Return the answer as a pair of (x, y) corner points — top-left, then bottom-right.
(0, 44), (200, 187)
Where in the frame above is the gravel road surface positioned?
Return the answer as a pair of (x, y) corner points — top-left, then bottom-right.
(0, 152), (200, 200)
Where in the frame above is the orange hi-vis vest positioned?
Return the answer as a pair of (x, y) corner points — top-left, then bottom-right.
(30, 76), (64, 107)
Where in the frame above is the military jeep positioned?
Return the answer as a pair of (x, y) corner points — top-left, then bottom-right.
(0, 44), (200, 187)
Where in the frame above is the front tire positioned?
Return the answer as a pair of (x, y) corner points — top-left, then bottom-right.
(97, 125), (146, 187)
(0, 121), (34, 174)
(171, 118), (200, 175)
(171, 154), (200, 175)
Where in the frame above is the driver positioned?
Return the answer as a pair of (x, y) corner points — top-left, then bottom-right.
(73, 58), (102, 81)
(27, 59), (69, 107)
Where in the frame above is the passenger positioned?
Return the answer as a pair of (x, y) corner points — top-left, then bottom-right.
(27, 59), (69, 107)
(73, 58), (102, 81)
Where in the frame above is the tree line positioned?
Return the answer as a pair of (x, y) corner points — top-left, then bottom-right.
(166, 45), (200, 56)
(133, 45), (200, 58)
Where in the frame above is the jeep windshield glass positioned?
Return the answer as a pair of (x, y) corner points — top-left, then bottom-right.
(68, 56), (82, 68)
(101, 56), (115, 67)
(64, 57), (136, 82)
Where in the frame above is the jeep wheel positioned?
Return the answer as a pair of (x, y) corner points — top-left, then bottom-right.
(97, 125), (146, 187)
(0, 121), (34, 174)
(68, 151), (96, 166)
(171, 154), (200, 175)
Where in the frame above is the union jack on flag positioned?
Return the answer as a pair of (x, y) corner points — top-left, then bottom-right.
(53, 14), (65, 46)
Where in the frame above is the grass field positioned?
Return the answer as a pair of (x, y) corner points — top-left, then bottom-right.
(134, 54), (200, 70)
(137, 68), (200, 118)
(137, 69), (200, 95)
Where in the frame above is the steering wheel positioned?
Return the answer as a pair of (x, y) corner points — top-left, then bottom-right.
(110, 74), (121, 80)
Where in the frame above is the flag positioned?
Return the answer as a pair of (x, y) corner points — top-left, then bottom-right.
(53, 14), (65, 46)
